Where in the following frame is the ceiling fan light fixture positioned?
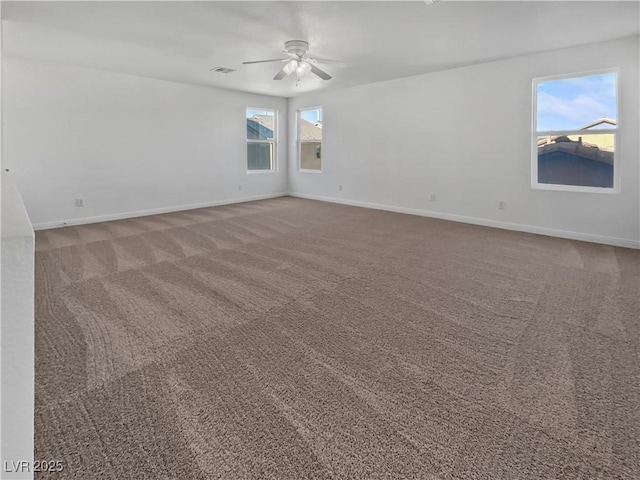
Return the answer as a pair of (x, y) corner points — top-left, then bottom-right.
(296, 60), (312, 77)
(283, 59), (298, 75)
(243, 40), (337, 82)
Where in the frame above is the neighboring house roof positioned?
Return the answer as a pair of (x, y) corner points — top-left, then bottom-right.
(251, 114), (274, 131)
(247, 115), (273, 140)
(299, 119), (322, 140)
(246, 116), (322, 141)
(580, 117), (617, 130)
(538, 136), (614, 166)
(537, 117), (616, 160)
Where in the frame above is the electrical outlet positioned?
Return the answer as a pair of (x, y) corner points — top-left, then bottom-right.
(75, 198), (84, 207)
(498, 200), (506, 210)
(338, 184), (343, 192)
(429, 193), (436, 202)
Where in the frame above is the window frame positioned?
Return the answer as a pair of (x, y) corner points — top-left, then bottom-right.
(246, 107), (277, 174)
(531, 68), (620, 194)
(297, 106), (323, 173)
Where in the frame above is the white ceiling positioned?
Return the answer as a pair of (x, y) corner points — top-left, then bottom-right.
(2, 1), (639, 98)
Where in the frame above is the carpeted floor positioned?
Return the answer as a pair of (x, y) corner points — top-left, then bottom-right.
(34, 196), (639, 479)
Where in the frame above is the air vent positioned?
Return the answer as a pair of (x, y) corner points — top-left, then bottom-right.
(211, 66), (236, 74)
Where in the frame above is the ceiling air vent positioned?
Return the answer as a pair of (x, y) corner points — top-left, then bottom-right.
(211, 66), (236, 74)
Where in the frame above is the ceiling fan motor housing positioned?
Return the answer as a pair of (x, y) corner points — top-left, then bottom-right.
(284, 40), (309, 57)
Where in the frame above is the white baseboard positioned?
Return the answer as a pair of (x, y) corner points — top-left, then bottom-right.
(32, 193), (288, 231)
(288, 192), (640, 250)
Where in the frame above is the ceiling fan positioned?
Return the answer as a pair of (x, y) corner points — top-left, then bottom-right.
(242, 40), (340, 81)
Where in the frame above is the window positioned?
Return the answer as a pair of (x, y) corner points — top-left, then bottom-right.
(246, 108), (276, 171)
(533, 70), (618, 192)
(298, 107), (322, 171)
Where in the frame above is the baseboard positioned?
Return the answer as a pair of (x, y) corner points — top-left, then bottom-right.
(288, 192), (640, 250)
(32, 193), (288, 231)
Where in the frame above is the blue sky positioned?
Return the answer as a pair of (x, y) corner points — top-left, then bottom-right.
(300, 108), (322, 123)
(246, 108), (273, 118)
(537, 73), (616, 131)
(247, 108), (321, 123)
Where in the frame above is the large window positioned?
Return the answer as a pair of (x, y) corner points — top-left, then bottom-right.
(246, 108), (276, 172)
(298, 107), (322, 172)
(533, 70), (618, 192)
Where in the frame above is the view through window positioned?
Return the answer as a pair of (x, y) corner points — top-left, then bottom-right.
(246, 108), (276, 171)
(298, 107), (323, 171)
(533, 71), (617, 191)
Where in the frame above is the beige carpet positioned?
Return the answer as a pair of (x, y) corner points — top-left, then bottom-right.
(34, 197), (639, 479)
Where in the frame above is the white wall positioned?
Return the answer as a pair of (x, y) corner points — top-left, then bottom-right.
(2, 57), (288, 228)
(288, 36), (640, 248)
(1, 172), (35, 480)
(3, 38), (639, 246)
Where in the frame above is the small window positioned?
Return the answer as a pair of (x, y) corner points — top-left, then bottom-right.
(298, 107), (322, 172)
(533, 71), (618, 192)
(246, 108), (276, 172)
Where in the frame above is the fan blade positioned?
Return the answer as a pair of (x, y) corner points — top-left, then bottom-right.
(310, 64), (332, 81)
(242, 58), (287, 65)
(308, 57), (346, 66)
(273, 65), (290, 80)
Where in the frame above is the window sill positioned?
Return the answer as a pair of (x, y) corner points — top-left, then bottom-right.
(246, 169), (277, 175)
(298, 169), (322, 174)
(532, 183), (620, 194)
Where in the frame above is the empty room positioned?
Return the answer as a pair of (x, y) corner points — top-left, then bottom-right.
(1, 1), (639, 479)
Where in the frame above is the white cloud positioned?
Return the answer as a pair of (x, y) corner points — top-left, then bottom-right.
(537, 92), (613, 129)
(537, 73), (617, 130)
